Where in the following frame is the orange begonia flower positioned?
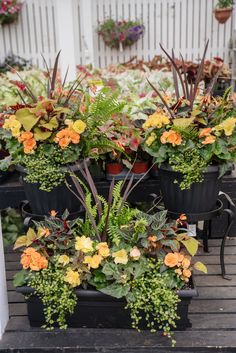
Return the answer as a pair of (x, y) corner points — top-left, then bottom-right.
(160, 130), (182, 146)
(59, 137), (70, 149)
(183, 268), (191, 278)
(199, 128), (212, 138)
(18, 131), (34, 142)
(21, 247), (48, 271)
(201, 135), (216, 145)
(70, 132), (80, 144)
(164, 252), (180, 267)
(23, 138), (36, 153)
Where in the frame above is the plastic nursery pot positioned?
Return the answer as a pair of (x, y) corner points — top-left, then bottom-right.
(131, 161), (149, 174)
(214, 7), (232, 24)
(16, 163), (85, 216)
(106, 162), (123, 175)
(158, 164), (222, 214)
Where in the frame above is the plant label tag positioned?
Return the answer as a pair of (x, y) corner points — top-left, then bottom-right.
(187, 224), (197, 237)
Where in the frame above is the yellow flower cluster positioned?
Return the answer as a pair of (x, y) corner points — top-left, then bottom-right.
(214, 117), (236, 136)
(143, 111), (170, 130)
(3, 115), (22, 137)
(64, 268), (81, 287)
(145, 132), (157, 146)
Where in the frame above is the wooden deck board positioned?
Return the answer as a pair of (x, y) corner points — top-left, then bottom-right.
(1, 238), (236, 352)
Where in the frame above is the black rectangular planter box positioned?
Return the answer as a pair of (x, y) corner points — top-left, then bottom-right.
(16, 281), (198, 331)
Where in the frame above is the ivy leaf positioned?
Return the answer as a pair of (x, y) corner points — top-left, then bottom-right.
(13, 270), (28, 287)
(194, 261), (207, 273)
(99, 283), (130, 298)
(13, 235), (27, 249)
(16, 108), (39, 131)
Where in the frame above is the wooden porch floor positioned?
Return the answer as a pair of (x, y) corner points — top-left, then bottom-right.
(1, 238), (236, 353)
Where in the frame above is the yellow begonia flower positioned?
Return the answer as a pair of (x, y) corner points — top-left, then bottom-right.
(143, 112), (170, 130)
(75, 235), (94, 253)
(146, 132), (157, 146)
(83, 254), (102, 269)
(3, 115), (22, 136)
(73, 120), (86, 134)
(112, 249), (128, 265)
(214, 117), (236, 136)
(64, 269), (81, 287)
(58, 255), (70, 266)
(96, 242), (110, 257)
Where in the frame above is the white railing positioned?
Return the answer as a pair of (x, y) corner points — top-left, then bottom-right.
(0, 0), (233, 71)
(91, 0), (233, 68)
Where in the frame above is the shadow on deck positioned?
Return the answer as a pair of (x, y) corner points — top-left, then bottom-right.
(1, 238), (236, 353)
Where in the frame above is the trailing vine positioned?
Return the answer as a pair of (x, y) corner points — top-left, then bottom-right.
(126, 260), (180, 346)
(28, 266), (77, 330)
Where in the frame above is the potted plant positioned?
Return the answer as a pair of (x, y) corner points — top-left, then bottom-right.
(97, 19), (145, 52)
(13, 163), (206, 345)
(0, 54), (125, 215)
(0, 0), (22, 25)
(214, 0), (233, 23)
(143, 42), (236, 213)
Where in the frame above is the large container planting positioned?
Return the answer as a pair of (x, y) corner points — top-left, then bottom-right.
(158, 164), (222, 214)
(17, 281), (198, 330)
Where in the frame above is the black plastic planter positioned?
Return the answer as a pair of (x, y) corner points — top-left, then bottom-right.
(17, 164), (84, 216)
(158, 164), (222, 214)
(16, 280), (198, 330)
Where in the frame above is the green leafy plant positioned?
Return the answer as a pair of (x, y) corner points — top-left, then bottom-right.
(216, 0), (233, 8)
(2, 207), (23, 247)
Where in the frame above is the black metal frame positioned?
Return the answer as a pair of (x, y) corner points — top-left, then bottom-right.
(168, 192), (236, 279)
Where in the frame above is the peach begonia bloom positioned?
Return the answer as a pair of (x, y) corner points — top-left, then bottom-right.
(183, 268), (191, 278)
(199, 127), (212, 138)
(182, 257), (191, 269)
(112, 249), (128, 265)
(20, 247), (48, 271)
(129, 247), (141, 260)
(23, 138), (36, 153)
(83, 254), (102, 269)
(164, 252), (180, 267)
(96, 242), (110, 258)
(160, 130), (182, 146)
(18, 131), (34, 142)
(201, 135), (216, 145)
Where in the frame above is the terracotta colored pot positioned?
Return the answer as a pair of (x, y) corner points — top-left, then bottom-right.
(106, 163), (123, 175)
(131, 161), (149, 174)
(214, 8), (232, 24)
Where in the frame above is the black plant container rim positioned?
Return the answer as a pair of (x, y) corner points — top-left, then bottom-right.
(160, 163), (220, 174)
(16, 276), (198, 300)
(16, 159), (90, 175)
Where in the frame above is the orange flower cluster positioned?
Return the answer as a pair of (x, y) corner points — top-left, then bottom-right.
(164, 252), (191, 282)
(54, 128), (80, 149)
(18, 131), (37, 154)
(160, 130), (182, 146)
(199, 127), (216, 145)
(21, 247), (48, 271)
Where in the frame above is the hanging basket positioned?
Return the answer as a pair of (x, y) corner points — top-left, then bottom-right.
(214, 7), (232, 24)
